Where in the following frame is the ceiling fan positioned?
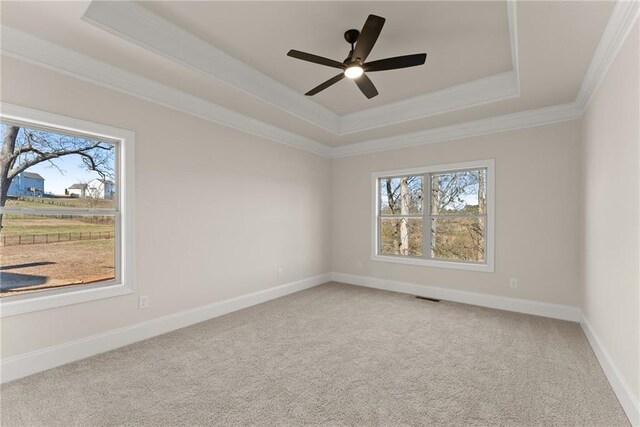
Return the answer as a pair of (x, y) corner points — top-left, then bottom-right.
(287, 14), (427, 99)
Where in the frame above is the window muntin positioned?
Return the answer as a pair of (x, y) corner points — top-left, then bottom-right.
(0, 121), (120, 298)
(373, 161), (493, 271)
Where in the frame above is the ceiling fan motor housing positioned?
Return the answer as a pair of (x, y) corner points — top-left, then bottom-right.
(344, 29), (360, 45)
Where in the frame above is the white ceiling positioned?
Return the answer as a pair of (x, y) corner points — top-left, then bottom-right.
(144, 1), (513, 115)
(0, 1), (617, 149)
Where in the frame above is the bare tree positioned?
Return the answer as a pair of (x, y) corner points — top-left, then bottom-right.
(399, 177), (410, 255)
(0, 125), (114, 230)
(383, 176), (421, 255)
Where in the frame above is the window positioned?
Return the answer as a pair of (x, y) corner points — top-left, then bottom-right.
(373, 160), (494, 272)
(0, 104), (135, 316)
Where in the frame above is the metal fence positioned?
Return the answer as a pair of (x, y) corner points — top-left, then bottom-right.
(1, 231), (115, 247)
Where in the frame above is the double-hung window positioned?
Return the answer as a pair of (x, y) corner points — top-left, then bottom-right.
(0, 104), (135, 316)
(373, 160), (494, 272)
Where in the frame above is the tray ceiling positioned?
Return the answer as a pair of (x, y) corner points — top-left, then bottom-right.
(0, 1), (623, 152)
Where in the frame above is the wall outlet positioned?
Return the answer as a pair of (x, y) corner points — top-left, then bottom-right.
(138, 295), (150, 309)
(509, 278), (519, 289)
(356, 260), (363, 269)
(277, 267), (284, 277)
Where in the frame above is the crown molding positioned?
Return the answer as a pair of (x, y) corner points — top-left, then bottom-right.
(507, 0), (521, 89)
(0, 0), (634, 160)
(82, 0), (520, 136)
(331, 0), (637, 157)
(339, 71), (519, 135)
(82, 1), (340, 134)
(575, 0), (640, 113)
(331, 102), (582, 158)
(0, 26), (332, 158)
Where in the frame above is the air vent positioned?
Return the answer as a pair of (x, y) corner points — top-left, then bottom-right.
(415, 296), (441, 303)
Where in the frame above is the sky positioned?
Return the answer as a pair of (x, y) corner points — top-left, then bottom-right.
(27, 156), (106, 195)
(2, 124), (114, 195)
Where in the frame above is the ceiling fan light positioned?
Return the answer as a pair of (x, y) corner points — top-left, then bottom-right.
(344, 66), (364, 79)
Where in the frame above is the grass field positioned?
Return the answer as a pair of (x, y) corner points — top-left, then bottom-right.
(5, 195), (113, 209)
(1, 215), (114, 236)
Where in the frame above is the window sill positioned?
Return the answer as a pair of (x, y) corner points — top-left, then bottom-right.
(371, 254), (494, 273)
(0, 283), (133, 317)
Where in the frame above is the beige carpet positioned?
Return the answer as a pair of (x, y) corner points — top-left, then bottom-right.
(1, 282), (629, 426)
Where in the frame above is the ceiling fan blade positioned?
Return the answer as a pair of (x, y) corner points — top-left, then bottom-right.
(305, 73), (346, 96)
(352, 14), (386, 63)
(354, 73), (378, 99)
(364, 53), (427, 72)
(287, 50), (346, 69)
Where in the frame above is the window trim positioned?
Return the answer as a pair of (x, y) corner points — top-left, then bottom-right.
(371, 159), (495, 273)
(0, 103), (135, 317)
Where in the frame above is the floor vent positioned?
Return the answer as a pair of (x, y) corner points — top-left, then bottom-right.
(415, 296), (441, 302)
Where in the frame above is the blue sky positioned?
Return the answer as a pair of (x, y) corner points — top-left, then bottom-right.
(26, 156), (106, 195)
(2, 124), (114, 195)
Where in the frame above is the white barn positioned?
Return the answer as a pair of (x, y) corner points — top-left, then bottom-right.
(66, 183), (87, 197)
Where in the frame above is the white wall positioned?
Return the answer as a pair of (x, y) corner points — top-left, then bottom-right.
(580, 22), (639, 403)
(332, 121), (582, 306)
(0, 56), (332, 358)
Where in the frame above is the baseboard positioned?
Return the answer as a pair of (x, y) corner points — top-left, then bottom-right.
(580, 312), (639, 427)
(6, 272), (635, 427)
(331, 272), (581, 322)
(0, 273), (331, 384)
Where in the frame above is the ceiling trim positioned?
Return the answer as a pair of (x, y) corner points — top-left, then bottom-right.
(331, 0), (637, 157)
(575, 0), (639, 112)
(507, 0), (520, 89)
(0, 26), (332, 158)
(331, 102), (582, 158)
(0, 1), (635, 160)
(339, 71), (518, 134)
(82, 0), (520, 136)
(81, 1), (339, 133)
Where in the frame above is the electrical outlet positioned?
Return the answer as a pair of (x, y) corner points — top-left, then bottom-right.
(356, 260), (363, 269)
(509, 278), (519, 289)
(138, 295), (150, 309)
(278, 267), (284, 277)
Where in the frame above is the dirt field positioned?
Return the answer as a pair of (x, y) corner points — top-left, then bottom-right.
(0, 239), (115, 297)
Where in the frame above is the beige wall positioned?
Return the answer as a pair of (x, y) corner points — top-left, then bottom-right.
(0, 56), (332, 357)
(332, 121), (582, 306)
(1, 23), (637, 406)
(580, 22), (639, 401)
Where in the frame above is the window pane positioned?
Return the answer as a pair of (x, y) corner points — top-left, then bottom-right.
(380, 218), (422, 256)
(1, 123), (116, 210)
(0, 214), (116, 297)
(379, 175), (423, 215)
(431, 217), (485, 262)
(431, 169), (486, 215)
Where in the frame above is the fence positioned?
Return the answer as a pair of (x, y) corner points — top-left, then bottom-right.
(1, 231), (115, 247)
(3, 214), (114, 224)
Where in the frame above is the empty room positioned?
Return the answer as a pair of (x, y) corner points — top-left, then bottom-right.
(0, 1), (638, 426)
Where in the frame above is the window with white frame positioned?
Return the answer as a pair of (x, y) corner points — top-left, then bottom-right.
(373, 160), (494, 272)
(0, 104), (134, 316)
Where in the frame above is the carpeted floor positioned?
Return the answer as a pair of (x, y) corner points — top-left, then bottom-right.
(1, 282), (629, 426)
